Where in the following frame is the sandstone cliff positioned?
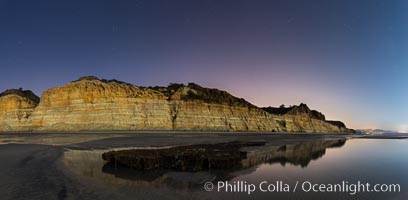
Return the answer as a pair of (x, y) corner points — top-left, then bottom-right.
(0, 76), (352, 133)
(0, 89), (39, 131)
(262, 104), (351, 132)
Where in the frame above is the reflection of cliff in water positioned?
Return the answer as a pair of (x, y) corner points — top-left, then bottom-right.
(242, 139), (346, 168)
(63, 139), (346, 189)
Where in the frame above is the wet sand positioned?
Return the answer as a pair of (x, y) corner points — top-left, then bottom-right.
(0, 132), (354, 148)
(0, 143), (128, 200)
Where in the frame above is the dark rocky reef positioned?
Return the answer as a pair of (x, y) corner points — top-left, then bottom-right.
(102, 141), (266, 172)
(262, 103), (326, 120)
(0, 88), (40, 104)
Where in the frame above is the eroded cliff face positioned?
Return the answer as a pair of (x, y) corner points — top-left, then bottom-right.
(262, 104), (351, 132)
(0, 76), (352, 132)
(0, 89), (39, 131)
(29, 77), (172, 131)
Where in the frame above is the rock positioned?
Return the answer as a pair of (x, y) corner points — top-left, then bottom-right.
(0, 88), (39, 131)
(261, 103), (352, 132)
(0, 76), (353, 132)
(102, 141), (266, 171)
(28, 76), (171, 131)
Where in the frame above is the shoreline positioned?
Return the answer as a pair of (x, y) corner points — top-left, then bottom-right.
(1, 131), (406, 149)
(0, 132), (354, 148)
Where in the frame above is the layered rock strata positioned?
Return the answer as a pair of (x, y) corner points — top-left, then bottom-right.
(0, 76), (352, 132)
(0, 89), (39, 131)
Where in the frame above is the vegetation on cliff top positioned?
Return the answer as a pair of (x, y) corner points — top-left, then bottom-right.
(262, 103), (326, 121)
(262, 104), (351, 130)
(326, 120), (347, 128)
(0, 88), (40, 104)
(174, 83), (255, 107)
(69, 76), (254, 107)
(149, 83), (256, 107)
(72, 76), (134, 86)
(72, 76), (255, 107)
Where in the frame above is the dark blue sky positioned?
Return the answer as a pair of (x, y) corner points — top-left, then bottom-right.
(0, 0), (407, 131)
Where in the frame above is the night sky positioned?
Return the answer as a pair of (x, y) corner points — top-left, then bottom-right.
(0, 0), (407, 131)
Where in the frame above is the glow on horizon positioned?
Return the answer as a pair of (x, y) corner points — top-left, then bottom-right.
(398, 125), (408, 133)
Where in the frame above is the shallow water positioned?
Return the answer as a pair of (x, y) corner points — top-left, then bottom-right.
(64, 138), (408, 199)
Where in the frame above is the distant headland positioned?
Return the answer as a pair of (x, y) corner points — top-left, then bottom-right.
(0, 76), (353, 133)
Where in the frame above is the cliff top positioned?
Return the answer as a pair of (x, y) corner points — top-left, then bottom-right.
(0, 88), (40, 104)
(149, 82), (256, 107)
(262, 103), (326, 121)
(71, 76), (134, 86)
(326, 120), (346, 128)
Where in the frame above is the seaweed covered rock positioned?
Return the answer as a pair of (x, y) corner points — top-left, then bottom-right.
(102, 141), (266, 171)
